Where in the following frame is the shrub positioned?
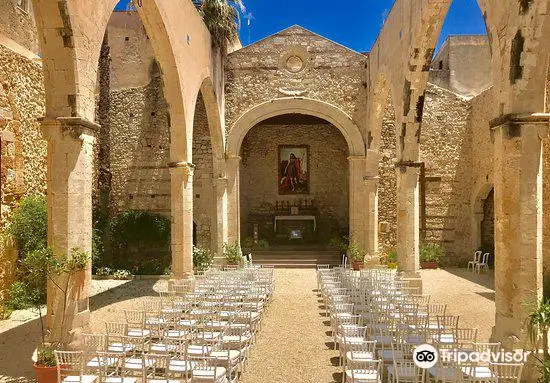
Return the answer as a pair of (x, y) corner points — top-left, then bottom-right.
(112, 269), (132, 280)
(5, 281), (38, 310)
(8, 195), (47, 257)
(420, 243), (443, 263)
(346, 237), (365, 262)
(193, 246), (213, 272)
(95, 267), (112, 277)
(241, 237), (269, 250)
(110, 210), (170, 249)
(223, 241), (242, 264)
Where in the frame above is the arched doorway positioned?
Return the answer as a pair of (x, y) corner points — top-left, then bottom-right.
(226, 97), (367, 255)
(239, 113), (349, 248)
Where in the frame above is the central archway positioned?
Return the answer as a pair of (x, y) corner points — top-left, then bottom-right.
(227, 98), (366, 158)
(226, 97), (368, 254)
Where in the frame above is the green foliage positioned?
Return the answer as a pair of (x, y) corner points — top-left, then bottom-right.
(8, 195), (47, 258)
(537, 356), (550, 383)
(0, 304), (12, 320)
(329, 235), (349, 252)
(420, 242), (443, 263)
(241, 237), (269, 250)
(6, 247), (54, 309)
(36, 346), (56, 367)
(110, 210), (170, 249)
(223, 241), (242, 264)
(526, 298), (550, 353)
(346, 237), (365, 262)
(5, 281), (40, 310)
(107, 210), (170, 274)
(193, 246), (214, 272)
(197, 0), (244, 52)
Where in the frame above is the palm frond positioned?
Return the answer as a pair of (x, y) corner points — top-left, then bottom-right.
(198, 0), (244, 52)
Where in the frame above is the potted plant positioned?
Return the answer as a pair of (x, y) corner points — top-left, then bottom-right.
(526, 297), (550, 382)
(22, 247), (89, 383)
(193, 245), (214, 273)
(381, 248), (397, 269)
(420, 242), (442, 269)
(223, 241), (243, 267)
(346, 238), (365, 271)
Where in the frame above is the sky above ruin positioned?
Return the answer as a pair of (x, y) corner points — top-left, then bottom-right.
(115, 0), (487, 54)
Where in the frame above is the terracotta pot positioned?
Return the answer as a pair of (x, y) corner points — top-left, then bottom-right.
(420, 261), (438, 269)
(33, 364), (57, 383)
(352, 260), (364, 271)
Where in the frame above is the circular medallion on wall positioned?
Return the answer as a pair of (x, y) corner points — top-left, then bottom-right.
(280, 47), (311, 75)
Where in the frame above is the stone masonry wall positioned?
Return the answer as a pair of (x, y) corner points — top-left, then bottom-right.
(0, 0), (39, 54)
(225, 26), (368, 137)
(378, 97), (397, 252)
(102, 80), (171, 217)
(192, 93), (214, 248)
(420, 83), (471, 264)
(0, 43), (46, 229)
(240, 122), (349, 239)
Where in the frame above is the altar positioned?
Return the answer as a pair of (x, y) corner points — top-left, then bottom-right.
(274, 215), (317, 232)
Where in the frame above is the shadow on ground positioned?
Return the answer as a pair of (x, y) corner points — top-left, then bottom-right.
(0, 279), (158, 381)
(444, 268), (495, 290)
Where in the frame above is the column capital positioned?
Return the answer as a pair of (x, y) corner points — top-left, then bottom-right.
(214, 177), (228, 188)
(347, 155), (366, 162)
(168, 161), (195, 177)
(363, 175), (380, 186)
(226, 155), (242, 163)
(40, 117), (100, 142)
(490, 113), (550, 140)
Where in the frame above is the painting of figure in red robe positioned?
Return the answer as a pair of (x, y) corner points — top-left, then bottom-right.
(278, 145), (309, 194)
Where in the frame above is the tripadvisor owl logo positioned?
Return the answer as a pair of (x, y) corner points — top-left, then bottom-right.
(413, 344), (438, 369)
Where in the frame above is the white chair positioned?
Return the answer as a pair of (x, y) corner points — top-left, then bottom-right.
(467, 251), (482, 272)
(54, 350), (98, 383)
(475, 253), (490, 274)
(490, 362), (523, 383)
(388, 360), (424, 383)
(345, 359), (383, 383)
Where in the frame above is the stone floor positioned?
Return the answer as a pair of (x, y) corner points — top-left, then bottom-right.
(0, 268), (495, 383)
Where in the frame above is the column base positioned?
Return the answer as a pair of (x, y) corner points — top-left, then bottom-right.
(490, 314), (524, 349)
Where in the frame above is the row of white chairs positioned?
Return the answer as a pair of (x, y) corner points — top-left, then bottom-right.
(317, 266), (523, 383)
(54, 267), (274, 383)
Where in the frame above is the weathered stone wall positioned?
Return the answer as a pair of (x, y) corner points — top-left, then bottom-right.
(377, 97), (397, 252)
(101, 80), (171, 217)
(225, 26), (368, 136)
(420, 83), (471, 264)
(0, 0), (39, 54)
(0, 43), (46, 229)
(192, 94), (214, 248)
(239, 122), (349, 240)
(429, 36), (492, 98)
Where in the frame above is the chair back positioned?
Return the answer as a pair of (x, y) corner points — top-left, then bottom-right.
(105, 322), (128, 335)
(481, 253), (489, 264)
(491, 362), (523, 383)
(54, 350), (85, 383)
(474, 250), (482, 262)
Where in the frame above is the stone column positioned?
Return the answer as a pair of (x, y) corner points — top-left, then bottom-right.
(42, 117), (98, 346)
(169, 162), (195, 280)
(226, 156), (241, 245)
(348, 156), (368, 253)
(212, 177), (228, 263)
(396, 163), (421, 274)
(490, 114), (548, 347)
(365, 149), (381, 261)
(364, 177), (379, 260)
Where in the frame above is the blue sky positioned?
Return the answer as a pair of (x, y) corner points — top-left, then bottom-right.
(115, 0), (487, 53)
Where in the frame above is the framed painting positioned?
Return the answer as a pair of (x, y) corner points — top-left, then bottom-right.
(278, 145), (309, 194)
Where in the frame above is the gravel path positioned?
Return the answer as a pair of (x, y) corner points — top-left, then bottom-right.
(239, 268), (340, 383)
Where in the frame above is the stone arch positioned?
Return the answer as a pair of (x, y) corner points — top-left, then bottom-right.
(197, 77), (225, 177)
(471, 182), (494, 254)
(227, 98), (366, 158)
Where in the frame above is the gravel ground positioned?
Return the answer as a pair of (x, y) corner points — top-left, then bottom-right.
(239, 268), (340, 383)
(0, 268), (495, 383)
